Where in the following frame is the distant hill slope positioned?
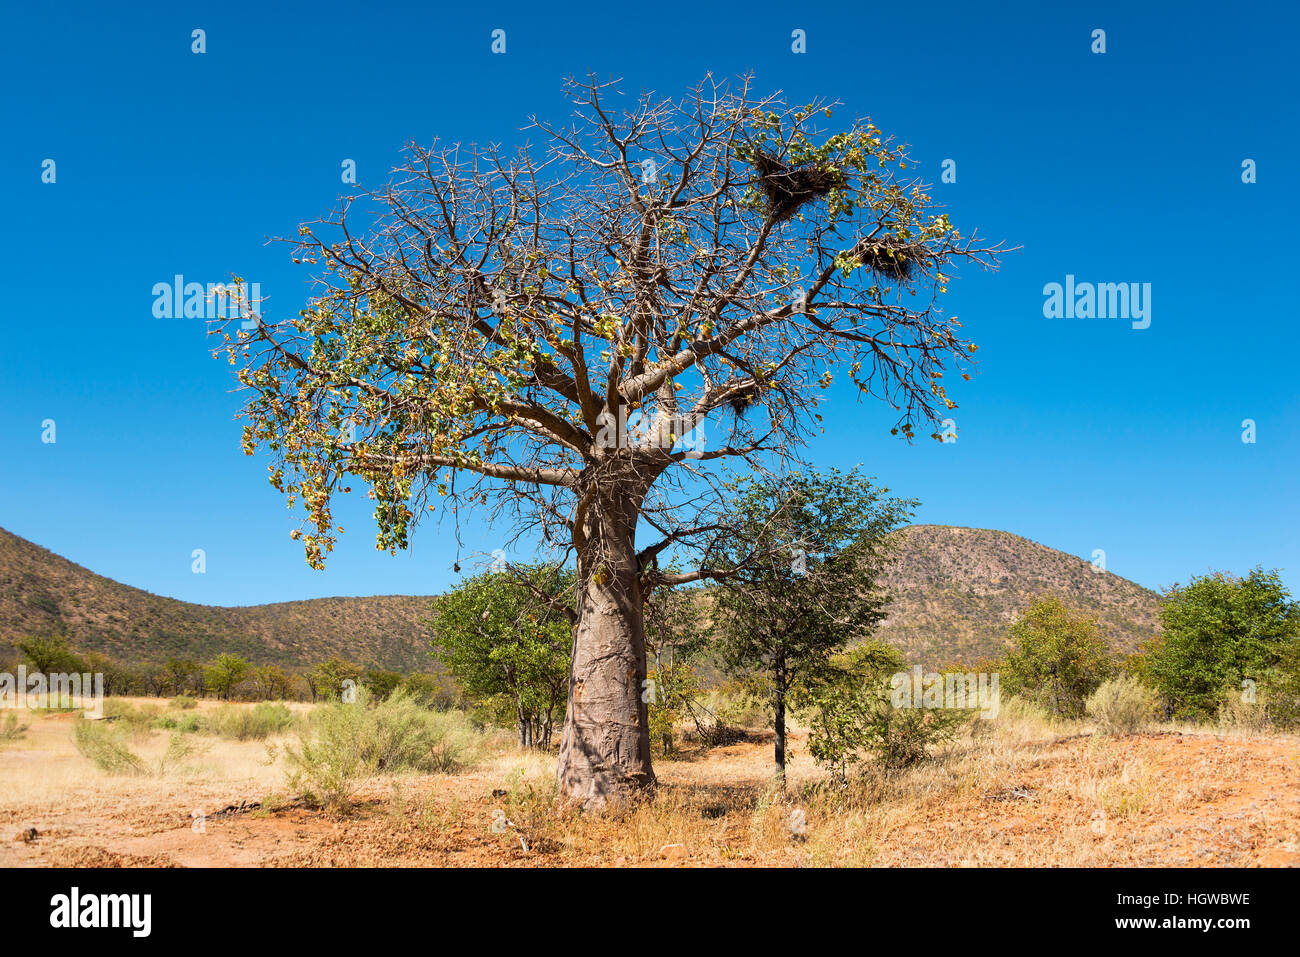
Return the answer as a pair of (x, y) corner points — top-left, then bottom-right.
(874, 525), (1160, 663)
(0, 524), (1160, 671)
(0, 527), (435, 670)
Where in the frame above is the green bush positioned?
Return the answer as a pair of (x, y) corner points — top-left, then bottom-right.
(207, 702), (296, 740)
(1000, 597), (1113, 719)
(73, 719), (147, 775)
(1, 712), (30, 748)
(1086, 677), (1161, 735)
(103, 700), (164, 738)
(430, 567), (571, 749)
(807, 692), (962, 779)
(1145, 569), (1298, 720)
(154, 712), (207, 734)
(802, 644), (969, 781)
(283, 690), (475, 812)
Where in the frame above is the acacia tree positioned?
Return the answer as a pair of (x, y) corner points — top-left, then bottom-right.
(205, 652), (250, 701)
(711, 469), (915, 777)
(219, 74), (1000, 807)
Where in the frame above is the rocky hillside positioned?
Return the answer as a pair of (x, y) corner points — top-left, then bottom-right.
(874, 525), (1160, 663)
(0, 527), (435, 670)
(0, 524), (1160, 670)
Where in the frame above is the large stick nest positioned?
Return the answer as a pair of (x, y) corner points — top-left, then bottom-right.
(856, 235), (929, 282)
(751, 150), (846, 223)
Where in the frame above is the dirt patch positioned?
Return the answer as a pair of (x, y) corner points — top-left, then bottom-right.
(3, 724), (1296, 868)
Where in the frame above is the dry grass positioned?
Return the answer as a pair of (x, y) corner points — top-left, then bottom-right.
(1, 696), (1297, 867)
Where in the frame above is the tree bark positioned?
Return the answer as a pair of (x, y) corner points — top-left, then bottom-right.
(556, 487), (655, 808)
(774, 660), (787, 780)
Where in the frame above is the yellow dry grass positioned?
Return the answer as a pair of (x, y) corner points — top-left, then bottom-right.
(1, 696), (1296, 868)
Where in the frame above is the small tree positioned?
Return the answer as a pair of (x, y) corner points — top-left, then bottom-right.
(137, 664), (170, 697)
(711, 468), (915, 777)
(643, 583), (709, 754)
(430, 567), (571, 749)
(204, 653), (250, 701)
(16, 635), (83, 674)
(309, 657), (366, 702)
(801, 641), (967, 781)
(252, 664), (295, 700)
(301, 668), (320, 703)
(1145, 568), (1299, 720)
(362, 668), (404, 701)
(166, 657), (201, 696)
(400, 672), (459, 710)
(1001, 597), (1112, 719)
(82, 652), (132, 697)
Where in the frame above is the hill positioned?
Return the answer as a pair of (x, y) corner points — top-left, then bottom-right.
(0, 524), (1161, 670)
(0, 527), (435, 670)
(874, 525), (1160, 662)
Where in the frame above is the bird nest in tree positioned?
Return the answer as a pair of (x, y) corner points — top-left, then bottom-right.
(751, 150), (846, 223)
(726, 382), (763, 417)
(857, 235), (928, 282)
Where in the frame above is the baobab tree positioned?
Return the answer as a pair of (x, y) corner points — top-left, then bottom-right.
(218, 74), (1001, 807)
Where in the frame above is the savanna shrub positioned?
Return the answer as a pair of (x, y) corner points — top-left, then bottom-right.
(1, 712), (30, 747)
(73, 718), (147, 775)
(803, 644), (970, 781)
(208, 702), (295, 740)
(154, 712), (207, 733)
(808, 690), (968, 778)
(1145, 569), (1298, 720)
(1000, 597), (1113, 719)
(283, 689), (473, 812)
(1216, 692), (1271, 733)
(104, 699), (164, 737)
(1086, 676), (1160, 735)
(73, 719), (200, 776)
(1261, 639), (1300, 730)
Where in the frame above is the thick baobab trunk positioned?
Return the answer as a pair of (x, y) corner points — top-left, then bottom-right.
(556, 490), (655, 808)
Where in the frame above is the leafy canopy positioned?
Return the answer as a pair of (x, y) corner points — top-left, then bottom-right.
(1145, 568), (1299, 720)
(1000, 596), (1113, 719)
(217, 75), (1000, 580)
(429, 566), (571, 738)
(711, 467), (916, 691)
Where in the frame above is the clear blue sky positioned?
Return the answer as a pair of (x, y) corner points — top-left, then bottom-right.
(2, 0), (1296, 606)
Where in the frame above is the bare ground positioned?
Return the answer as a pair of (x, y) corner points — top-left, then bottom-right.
(2, 703), (1297, 868)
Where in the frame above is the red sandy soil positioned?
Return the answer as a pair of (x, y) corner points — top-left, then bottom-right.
(3, 730), (1297, 868)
